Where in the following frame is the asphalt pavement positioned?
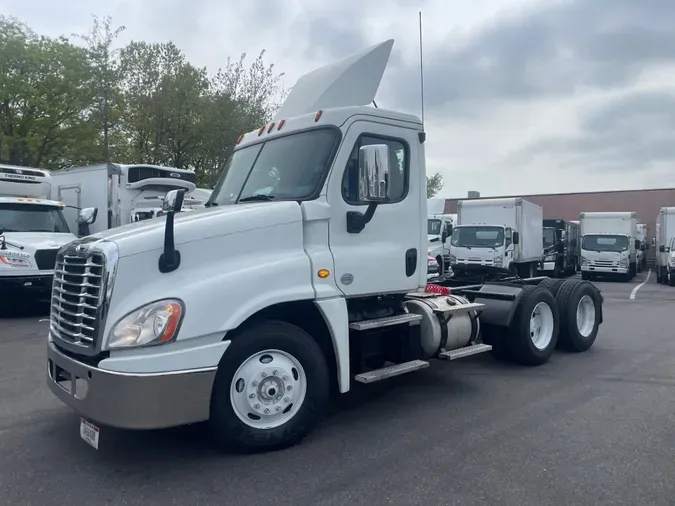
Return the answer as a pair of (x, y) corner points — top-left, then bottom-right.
(1, 271), (675, 506)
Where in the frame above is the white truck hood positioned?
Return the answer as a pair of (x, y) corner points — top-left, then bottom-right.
(2, 231), (77, 251)
(92, 201), (304, 258)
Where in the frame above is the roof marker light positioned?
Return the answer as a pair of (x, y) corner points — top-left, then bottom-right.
(267, 122), (275, 133)
(314, 110), (323, 122)
(236, 134), (244, 145)
(258, 126), (266, 136)
(277, 119), (286, 130)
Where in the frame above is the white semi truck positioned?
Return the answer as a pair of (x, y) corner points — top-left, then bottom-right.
(427, 198), (454, 273)
(655, 207), (675, 285)
(579, 211), (638, 281)
(449, 197), (543, 279)
(0, 164), (96, 311)
(49, 163), (197, 232)
(45, 40), (604, 454)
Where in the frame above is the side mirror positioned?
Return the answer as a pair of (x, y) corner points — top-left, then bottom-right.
(634, 239), (640, 249)
(358, 144), (390, 202)
(512, 231), (520, 245)
(77, 207), (98, 225)
(442, 231), (448, 243)
(163, 189), (185, 214)
(651, 238), (656, 247)
(659, 245), (666, 253)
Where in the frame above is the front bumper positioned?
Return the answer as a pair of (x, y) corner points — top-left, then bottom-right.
(539, 261), (555, 272)
(0, 274), (53, 298)
(47, 342), (217, 430)
(581, 265), (628, 274)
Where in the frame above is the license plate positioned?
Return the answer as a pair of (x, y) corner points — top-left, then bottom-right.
(80, 418), (100, 450)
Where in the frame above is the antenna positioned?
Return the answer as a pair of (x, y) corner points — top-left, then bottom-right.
(419, 10), (425, 126)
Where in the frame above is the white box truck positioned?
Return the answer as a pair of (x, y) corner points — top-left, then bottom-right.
(44, 39), (604, 454)
(50, 163), (197, 234)
(655, 207), (675, 285)
(450, 197), (543, 278)
(0, 164), (96, 311)
(579, 211), (638, 281)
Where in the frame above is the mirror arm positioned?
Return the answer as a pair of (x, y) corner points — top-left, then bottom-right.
(158, 210), (181, 273)
(346, 203), (379, 234)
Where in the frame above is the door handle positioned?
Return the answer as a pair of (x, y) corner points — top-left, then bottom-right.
(405, 249), (417, 277)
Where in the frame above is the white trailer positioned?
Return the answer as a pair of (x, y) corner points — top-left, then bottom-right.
(450, 197), (543, 278)
(579, 211), (638, 281)
(655, 207), (675, 285)
(50, 163), (197, 233)
(0, 164), (91, 310)
(45, 39), (604, 455)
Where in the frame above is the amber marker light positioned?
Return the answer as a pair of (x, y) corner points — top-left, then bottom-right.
(317, 269), (330, 279)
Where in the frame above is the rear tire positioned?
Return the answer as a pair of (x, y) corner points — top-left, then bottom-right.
(555, 279), (602, 352)
(538, 277), (565, 297)
(669, 271), (675, 287)
(209, 320), (329, 454)
(483, 287), (559, 366)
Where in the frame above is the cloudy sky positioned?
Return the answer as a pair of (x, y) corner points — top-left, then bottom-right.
(3, 0), (674, 198)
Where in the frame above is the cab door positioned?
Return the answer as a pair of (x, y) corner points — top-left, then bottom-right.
(326, 119), (424, 297)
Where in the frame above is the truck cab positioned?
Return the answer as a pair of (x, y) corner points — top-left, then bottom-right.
(539, 219), (579, 277)
(0, 165), (96, 308)
(427, 210), (454, 273)
(44, 39), (604, 455)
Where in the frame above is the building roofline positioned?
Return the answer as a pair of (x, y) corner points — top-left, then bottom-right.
(445, 187), (675, 200)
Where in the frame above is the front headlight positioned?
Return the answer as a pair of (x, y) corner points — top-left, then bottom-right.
(544, 255), (556, 262)
(449, 254), (456, 264)
(619, 257), (628, 267)
(494, 256), (503, 266)
(108, 299), (185, 349)
(580, 256), (587, 265)
(0, 255), (32, 268)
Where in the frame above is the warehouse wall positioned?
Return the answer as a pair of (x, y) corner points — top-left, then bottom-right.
(444, 188), (675, 244)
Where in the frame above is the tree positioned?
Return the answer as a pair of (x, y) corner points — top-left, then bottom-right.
(73, 15), (126, 161)
(427, 172), (444, 198)
(0, 16), (93, 167)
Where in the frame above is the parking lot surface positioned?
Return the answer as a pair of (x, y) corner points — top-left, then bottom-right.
(2, 272), (674, 506)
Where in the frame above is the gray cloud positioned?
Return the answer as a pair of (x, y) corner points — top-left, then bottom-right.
(510, 89), (675, 171)
(387, 0), (675, 112)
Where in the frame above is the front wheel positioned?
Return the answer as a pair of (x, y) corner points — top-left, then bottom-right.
(209, 320), (329, 453)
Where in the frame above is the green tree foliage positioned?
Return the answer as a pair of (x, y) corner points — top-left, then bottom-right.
(0, 15), (286, 186)
(427, 172), (444, 198)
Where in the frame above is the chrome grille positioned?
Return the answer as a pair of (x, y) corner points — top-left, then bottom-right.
(50, 247), (106, 351)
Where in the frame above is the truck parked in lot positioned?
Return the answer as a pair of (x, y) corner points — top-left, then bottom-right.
(655, 207), (675, 285)
(450, 197), (543, 279)
(539, 219), (580, 277)
(580, 211), (638, 281)
(427, 198), (454, 273)
(636, 222), (648, 272)
(0, 165), (96, 311)
(45, 39), (604, 454)
(50, 163), (197, 232)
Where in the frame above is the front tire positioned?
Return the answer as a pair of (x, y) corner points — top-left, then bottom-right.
(209, 320), (329, 454)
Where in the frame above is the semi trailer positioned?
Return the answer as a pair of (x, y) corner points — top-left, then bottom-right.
(45, 39), (604, 454)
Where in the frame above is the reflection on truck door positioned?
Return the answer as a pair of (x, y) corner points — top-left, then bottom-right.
(56, 185), (81, 235)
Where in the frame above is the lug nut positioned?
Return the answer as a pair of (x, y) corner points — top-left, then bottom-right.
(249, 393), (255, 398)
(254, 403), (260, 409)
(287, 385), (292, 391)
(264, 408), (270, 414)
(284, 397), (290, 403)
(273, 369), (278, 375)
(252, 380), (258, 386)
(282, 375), (289, 381)
(276, 406), (281, 412)
(261, 372), (267, 378)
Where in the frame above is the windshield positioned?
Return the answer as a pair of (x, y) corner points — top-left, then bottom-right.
(209, 128), (339, 205)
(543, 227), (556, 247)
(428, 219), (441, 235)
(0, 203), (70, 233)
(451, 226), (505, 248)
(582, 234), (629, 252)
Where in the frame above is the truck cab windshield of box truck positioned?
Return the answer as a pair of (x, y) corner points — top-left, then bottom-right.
(543, 227), (556, 249)
(0, 202), (70, 234)
(450, 225), (505, 249)
(582, 234), (629, 252)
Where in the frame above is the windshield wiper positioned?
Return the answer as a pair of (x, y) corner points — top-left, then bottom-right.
(239, 194), (276, 202)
